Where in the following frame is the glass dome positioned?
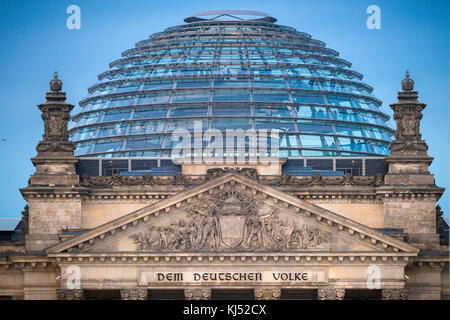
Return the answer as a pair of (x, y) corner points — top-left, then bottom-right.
(69, 12), (394, 158)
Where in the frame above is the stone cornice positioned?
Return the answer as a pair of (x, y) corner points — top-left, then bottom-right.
(20, 186), (89, 199)
(79, 172), (385, 188)
(0, 255), (56, 270)
(48, 251), (416, 265)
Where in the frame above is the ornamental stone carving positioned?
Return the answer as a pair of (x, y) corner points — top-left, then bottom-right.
(79, 172), (384, 188)
(19, 205), (29, 240)
(35, 73), (75, 156)
(120, 288), (148, 300)
(381, 289), (408, 300)
(50, 71), (63, 92)
(56, 289), (85, 300)
(401, 71), (414, 91)
(129, 189), (331, 252)
(254, 288), (281, 300)
(389, 71), (429, 157)
(184, 288), (211, 300)
(206, 168), (258, 180)
(310, 174), (323, 186)
(317, 288), (345, 300)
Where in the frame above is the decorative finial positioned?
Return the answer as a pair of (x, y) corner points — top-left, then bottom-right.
(401, 70), (414, 91)
(49, 71), (63, 92)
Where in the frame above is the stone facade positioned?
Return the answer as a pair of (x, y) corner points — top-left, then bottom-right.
(0, 73), (448, 300)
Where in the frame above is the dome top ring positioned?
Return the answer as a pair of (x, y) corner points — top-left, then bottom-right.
(184, 10), (277, 23)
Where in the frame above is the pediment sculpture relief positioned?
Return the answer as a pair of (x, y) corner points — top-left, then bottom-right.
(129, 189), (331, 252)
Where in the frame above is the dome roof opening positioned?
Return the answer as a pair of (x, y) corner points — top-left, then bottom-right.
(184, 10), (277, 23)
(70, 14), (393, 159)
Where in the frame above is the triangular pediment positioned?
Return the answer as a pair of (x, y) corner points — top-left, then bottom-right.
(47, 173), (419, 256)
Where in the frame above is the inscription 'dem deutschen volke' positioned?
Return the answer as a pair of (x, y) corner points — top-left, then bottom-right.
(155, 272), (310, 282)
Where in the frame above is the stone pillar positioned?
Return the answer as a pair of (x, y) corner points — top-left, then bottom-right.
(379, 71), (444, 251)
(120, 288), (148, 300)
(317, 288), (345, 300)
(20, 73), (88, 251)
(184, 288), (211, 300)
(381, 289), (408, 300)
(56, 289), (85, 300)
(254, 288), (281, 300)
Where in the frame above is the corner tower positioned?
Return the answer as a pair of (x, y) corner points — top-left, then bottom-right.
(21, 74), (87, 251)
(380, 72), (444, 251)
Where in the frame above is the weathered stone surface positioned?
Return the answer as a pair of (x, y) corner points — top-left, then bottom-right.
(120, 288), (147, 300)
(184, 288), (211, 300)
(254, 288), (281, 300)
(381, 289), (408, 300)
(57, 289), (84, 300)
(317, 288), (345, 300)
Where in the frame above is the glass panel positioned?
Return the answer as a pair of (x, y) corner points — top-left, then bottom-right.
(165, 120), (208, 132)
(176, 80), (211, 88)
(93, 139), (123, 153)
(98, 123), (128, 137)
(255, 119), (296, 132)
(279, 134), (299, 148)
(211, 118), (252, 130)
(108, 97), (136, 108)
(298, 121), (335, 134)
(212, 105), (251, 116)
(133, 106), (167, 119)
(142, 81), (173, 91)
(293, 94), (325, 104)
(212, 90), (250, 102)
(253, 90), (290, 102)
(169, 105), (208, 117)
(337, 137), (371, 153)
(213, 80), (250, 88)
(102, 110), (131, 122)
(138, 93), (170, 104)
(299, 135), (336, 149)
(129, 121), (166, 134)
(254, 105), (294, 117)
(172, 90), (210, 102)
(74, 142), (93, 155)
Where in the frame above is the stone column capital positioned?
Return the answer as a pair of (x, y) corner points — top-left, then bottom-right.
(184, 288), (211, 300)
(317, 288), (345, 300)
(120, 288), (148, 300)
(57, 289), (85, 300)
(254, 288), (281, 300)
(381, 288), (408, 300)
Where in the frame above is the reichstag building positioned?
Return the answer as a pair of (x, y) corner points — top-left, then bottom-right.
(0, 10), (448, 300)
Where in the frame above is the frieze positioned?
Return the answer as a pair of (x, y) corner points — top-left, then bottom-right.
(129, 189), (331, 252)
(79, 172), (385, 188)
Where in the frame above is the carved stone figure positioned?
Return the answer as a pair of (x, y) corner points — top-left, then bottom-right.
(243, 212), (264, 249)
(374, 173), (385, 187)
(197, 210), (220, 249)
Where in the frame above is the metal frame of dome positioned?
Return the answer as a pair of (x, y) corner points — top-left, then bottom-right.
(184, 10), (277, 23)
(70, 15), (394, 158)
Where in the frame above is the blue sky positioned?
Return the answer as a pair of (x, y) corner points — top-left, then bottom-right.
(0, 0), (448, 218)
